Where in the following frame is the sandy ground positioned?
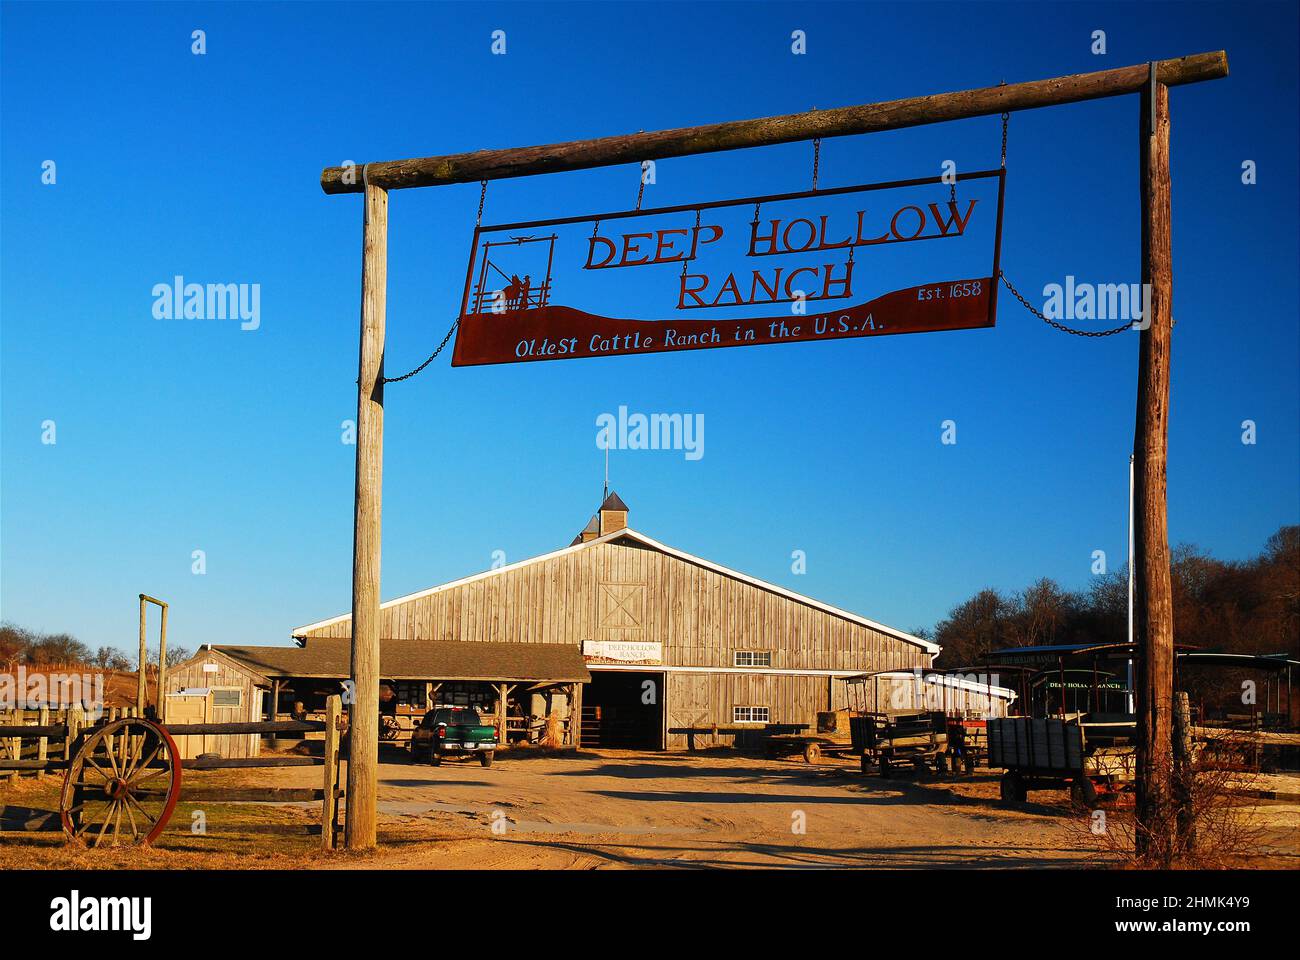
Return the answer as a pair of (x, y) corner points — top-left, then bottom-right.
(271, 748), (1158, 869)
(5, 748), (1297, 869)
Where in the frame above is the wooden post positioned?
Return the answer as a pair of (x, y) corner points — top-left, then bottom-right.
(345, 179), (388, 851)
(65, 704), (84, 770)
(571, 682), (583, 748)
(157, 601), (168, 722)
(495, 683), (508, 744)
(137, 594), (148, 715)
(10, 711), (21, 781)
(322, 694), (342, 851)
(1172, 690), (1196, 853)
(36, 706), (49, 779)
(0, 710), (12, 783)
(1133, 76), (1176, 863)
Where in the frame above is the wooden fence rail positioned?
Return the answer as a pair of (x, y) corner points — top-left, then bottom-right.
(0, 696), (345, 849)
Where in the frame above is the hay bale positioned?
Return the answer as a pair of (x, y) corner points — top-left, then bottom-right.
(541, 712), (564, 749)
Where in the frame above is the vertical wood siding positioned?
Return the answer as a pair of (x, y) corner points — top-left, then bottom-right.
(299, 539), (932, 743)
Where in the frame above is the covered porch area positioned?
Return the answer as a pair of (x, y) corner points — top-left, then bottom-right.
(210, 639), (591, 751)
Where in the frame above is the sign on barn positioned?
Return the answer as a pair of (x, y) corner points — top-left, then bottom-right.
(451, 170), (1006, 366)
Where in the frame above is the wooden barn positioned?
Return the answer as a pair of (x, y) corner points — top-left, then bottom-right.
(288, 492), (940, 750)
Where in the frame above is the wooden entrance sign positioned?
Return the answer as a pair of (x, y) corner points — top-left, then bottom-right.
(322, 52), (1228, 853)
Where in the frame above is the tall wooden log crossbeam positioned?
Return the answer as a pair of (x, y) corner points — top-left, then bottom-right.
(321, 53), (1226, 194)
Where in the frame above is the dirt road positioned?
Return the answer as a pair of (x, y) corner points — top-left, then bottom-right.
(7, 747), (1295, 869)
(291, 748), (1113, 869)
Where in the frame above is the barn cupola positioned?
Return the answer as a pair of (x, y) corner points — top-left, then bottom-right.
(575, 514), (600, 544)
(599, 491), (629, 536)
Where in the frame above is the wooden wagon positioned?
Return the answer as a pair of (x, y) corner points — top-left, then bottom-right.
(987, 715), (1136, 806)
(851, 710), (949, 776)
(945, 718), (988, 774)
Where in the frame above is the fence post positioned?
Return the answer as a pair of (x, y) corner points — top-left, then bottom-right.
(65, 705), (85, 773)
(1173, 690), (1196, 855)
(1, 709), (12, 783)
(322, 694), (341, 851)
(37, 706), (49, 779)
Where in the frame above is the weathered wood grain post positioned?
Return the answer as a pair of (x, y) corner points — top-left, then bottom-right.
(137, 594), (168, 719)
(322, 693), (343, 851)
(1133, 73), (1176, 862)
(157, 598), (168, 722)
(137, 594), (148, 714)
(321, 52), (1227, 850)
(37, 705), (49, 779)
(346, 179), (388, 850)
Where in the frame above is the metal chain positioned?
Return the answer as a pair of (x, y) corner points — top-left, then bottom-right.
(811, 137), (821, 191)
(994, 105), (1126, 338)
(382, 318), (460, 383)
(475, 180), (487, 226)
(998, 272), (1132, 337)
(1001, 102), (1009, 168)
(636, 162), (647, 210)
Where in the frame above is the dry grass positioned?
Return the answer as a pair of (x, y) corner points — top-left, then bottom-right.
(1073, 735), (1282, 868)
(0, 765), (342, 869)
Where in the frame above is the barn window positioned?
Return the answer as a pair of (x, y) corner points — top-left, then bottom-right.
(212, 688), (242, 708)
(733, 705), (769, 723)
(733, 650), (772, 667)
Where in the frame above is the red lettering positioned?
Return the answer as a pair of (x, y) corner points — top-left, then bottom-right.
(654, 229), (688, 263)
(927, 199), (977, 236)
(782, 218), (817, 253)
(620, 232), (653, 266)
(585, 235), (617, 269)
(890, 205), (926, 241)
(748, 219), (781, 257)
(820, 261), (854, 299)
(678, 272), (710, 308)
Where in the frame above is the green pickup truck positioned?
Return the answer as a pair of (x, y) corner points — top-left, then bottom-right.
(410, 707), (498, 767)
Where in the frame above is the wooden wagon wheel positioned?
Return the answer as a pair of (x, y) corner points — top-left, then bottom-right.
(60, 717), (182, 847)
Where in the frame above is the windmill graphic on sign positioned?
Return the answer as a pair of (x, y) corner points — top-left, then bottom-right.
(469, 234), (557, 314)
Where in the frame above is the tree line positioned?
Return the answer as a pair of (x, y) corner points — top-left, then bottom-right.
(928, 525), (1299, 668)
(0, 623), (191, 674)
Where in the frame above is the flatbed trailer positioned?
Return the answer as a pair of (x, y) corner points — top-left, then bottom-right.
(764, 733), (853, 764)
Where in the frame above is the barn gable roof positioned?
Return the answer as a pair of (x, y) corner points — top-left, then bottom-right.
(292, 527), (938, 655)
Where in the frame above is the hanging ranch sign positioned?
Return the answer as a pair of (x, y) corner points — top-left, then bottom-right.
(451, 170), (1005, 366)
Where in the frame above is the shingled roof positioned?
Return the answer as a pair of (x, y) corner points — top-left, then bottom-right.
(210, 639), (590, 683)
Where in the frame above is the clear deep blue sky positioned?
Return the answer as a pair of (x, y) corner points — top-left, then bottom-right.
(2, 2), (1296, 652)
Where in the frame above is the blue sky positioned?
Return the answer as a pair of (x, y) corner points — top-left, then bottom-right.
(2, 1), (1296, 652)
